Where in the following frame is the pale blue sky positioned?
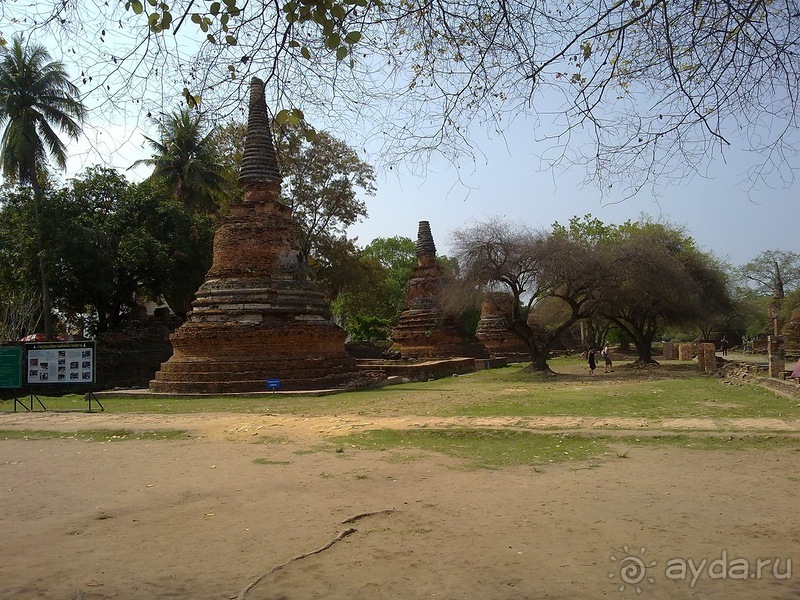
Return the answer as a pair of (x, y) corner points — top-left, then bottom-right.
(6, 0), (797, 272)
(3, 6), (790, 272)
(66, 111), (797, 270)
(347, 124), (798, 268)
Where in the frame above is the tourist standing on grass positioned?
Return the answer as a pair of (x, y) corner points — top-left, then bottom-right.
(601, 344), (613, 373)
(587, 348), (596, 375)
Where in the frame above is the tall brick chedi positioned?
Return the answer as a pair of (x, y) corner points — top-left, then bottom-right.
(391, 221), (486, 359)
(150, 77), (358, 392)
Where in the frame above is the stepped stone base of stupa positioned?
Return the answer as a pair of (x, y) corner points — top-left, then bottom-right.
(149, 320), (359, 393)
(391, 309), (488, 359)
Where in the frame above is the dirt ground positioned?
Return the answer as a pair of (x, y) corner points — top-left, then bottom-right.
(1, 409), (799, 600)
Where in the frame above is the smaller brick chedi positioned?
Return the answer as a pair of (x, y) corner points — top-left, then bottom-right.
(475, 292), (529, 355)
(150, 77), (359, 393)
(390, 221), (487, 359)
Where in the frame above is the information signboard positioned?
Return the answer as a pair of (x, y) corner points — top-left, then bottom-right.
(0, 345), (23, 388)
(25, 341), (95, 385)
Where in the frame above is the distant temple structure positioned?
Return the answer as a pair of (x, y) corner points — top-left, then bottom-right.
(475, 292), (529, 356)
(390, 221), (486, 359)
(150, 77), (359, 392)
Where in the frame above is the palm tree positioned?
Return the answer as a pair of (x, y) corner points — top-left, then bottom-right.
(134, 109), (230, 213)
(0, 36), (85, 339)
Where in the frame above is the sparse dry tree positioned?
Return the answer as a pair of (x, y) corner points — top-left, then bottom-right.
(453, 217), (602, 371)
(0, 287), (43, 341)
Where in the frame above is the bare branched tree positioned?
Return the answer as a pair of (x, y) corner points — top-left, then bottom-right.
(5, 0), (798, 194)
(453, 217), (602, 371)
(0, 287), (43, 341)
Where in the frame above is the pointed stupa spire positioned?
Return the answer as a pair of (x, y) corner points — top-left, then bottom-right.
(416, 220), (436, 257)
(239, 77), (282, 184)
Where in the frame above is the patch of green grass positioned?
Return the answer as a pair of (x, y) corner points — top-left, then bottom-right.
(252, 458), (293, 465)
(383, 450), (431, 464)
(402, 527), (433, 535)
(337, 428), (612, 470)
(292, 444), (331, 455)
(445, 377), (798, 420)
(618, 434), (800, 452)
(336, 428), (800, 470)
(0, 428), (189, 442)
(252, 434), (290, 445)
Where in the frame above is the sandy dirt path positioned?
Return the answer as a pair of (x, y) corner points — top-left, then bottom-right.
(1, 409), (799, 599)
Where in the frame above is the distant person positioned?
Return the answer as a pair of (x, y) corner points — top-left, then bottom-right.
(721, 336), (729, 356)
(742, 335), (748, 353)
(601, 344), (613, 373)
(587, 348), (596, 375)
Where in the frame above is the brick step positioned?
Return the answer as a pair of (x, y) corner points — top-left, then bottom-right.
(152, 364), (356, 382)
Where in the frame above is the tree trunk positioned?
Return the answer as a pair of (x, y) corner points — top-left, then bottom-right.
(525, 351), (552, 372)
(30, 177), (54, 340)
(632, 331), (658, 363)
(510, 319), (553, 373)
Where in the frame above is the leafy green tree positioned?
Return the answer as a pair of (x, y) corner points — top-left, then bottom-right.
(42, 168), (214, 332)
(360, 236), (417, 319)
(0, 36), (85, 338)
(596, 220), (734, 362)
(329, 251), (394, 340)
(740, 250), (800, 299)
(329, 236), (417, 340)
(274, 122), (375, 261)
(735, 289), (772, 339)
(134, 109), (231, 214)
(46, 167), (126, 333)
(0, 184), (43, 338)
(114, 179), (215, 319)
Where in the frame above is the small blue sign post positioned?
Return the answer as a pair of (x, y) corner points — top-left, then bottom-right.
(266, 378), (281, 393)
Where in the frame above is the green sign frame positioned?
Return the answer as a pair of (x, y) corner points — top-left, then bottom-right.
(0, 345), (23, 388)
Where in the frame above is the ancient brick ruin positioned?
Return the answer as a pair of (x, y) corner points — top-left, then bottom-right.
(150, 77), (359, 393)
(782, 309), (800, 355)
(475, 292), (529, 356)
(390, 221), (486, 359)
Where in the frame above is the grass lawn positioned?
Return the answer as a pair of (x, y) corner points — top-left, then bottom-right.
(3, 357), (797, 421)
(2, 357), (798, 470)
(332, 427), (800, 470)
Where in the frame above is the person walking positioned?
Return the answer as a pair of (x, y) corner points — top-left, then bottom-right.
(601, 344), (613, 373)
(587, 348), (596, 375)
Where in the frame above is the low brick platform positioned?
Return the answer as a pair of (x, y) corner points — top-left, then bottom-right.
(356, 357), (477, 381)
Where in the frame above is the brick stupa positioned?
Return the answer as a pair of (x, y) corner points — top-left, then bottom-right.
(390, 221), (487, 359)
(150, 77), (359, 393)
(475, 292), (529, 355)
